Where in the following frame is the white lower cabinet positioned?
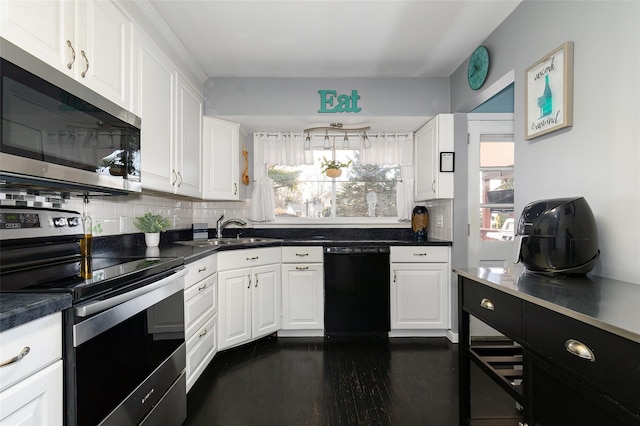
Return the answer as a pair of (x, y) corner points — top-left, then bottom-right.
(183, 254), (217, 392)
(0, 361), (63, 426)
(218, 248), (281, 351)
(0, 313), (63, 425)
(389, 246), (451, 336)
(280, 247), (324, 336)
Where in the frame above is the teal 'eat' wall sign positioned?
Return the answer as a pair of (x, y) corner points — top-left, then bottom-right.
(318, 90), (361, 113)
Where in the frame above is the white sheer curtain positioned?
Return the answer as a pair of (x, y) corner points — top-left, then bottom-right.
(248, 177), (275, 222)
(395, 177), (415, 221)
(256, 132), (313, 166)
(360, 133), (413, 166)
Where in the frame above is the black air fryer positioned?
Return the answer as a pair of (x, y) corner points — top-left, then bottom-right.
(515, 197), (599, 275)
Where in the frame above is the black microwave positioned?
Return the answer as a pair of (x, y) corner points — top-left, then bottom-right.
(0, 39), (141, 195)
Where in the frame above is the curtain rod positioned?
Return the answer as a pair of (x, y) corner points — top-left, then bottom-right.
(254, 131), (413, 137)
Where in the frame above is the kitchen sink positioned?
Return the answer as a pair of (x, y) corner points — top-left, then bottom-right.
(175, 238), (235, 247)
(175, 237), (281, 248)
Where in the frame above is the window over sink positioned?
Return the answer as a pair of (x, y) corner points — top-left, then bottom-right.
(255, 132), (413, 224)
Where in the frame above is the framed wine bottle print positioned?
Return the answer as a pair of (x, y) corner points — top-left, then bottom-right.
(525, 41), (574, 140)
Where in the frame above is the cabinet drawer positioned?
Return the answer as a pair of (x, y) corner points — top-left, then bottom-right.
(526, 303), (640, 415)
(0, 360), (63, 425)
(184, 274), (216, 339)
(390, 246), (449, 263)
(462, 278), (523, 341)
(218, 247), (281, 271)
(185, 255), (217, 289)
(185, 315), (217, 392)
(282, 246), (323, 263)
(0, 313), (62, 392)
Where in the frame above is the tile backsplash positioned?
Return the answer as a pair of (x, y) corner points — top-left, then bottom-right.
(0, 188), (452, 240)
(63, 193), (251, 237)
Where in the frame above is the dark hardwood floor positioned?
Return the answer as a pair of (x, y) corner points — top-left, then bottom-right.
(184, 335), (519, 425)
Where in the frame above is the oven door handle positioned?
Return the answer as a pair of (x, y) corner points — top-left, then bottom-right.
(74, 268), (187, 318)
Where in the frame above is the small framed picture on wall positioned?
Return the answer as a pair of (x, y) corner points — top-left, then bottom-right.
(525, 41), (574, 140)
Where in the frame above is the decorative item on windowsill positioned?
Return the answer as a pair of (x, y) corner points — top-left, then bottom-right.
(133, 213), (172, 247)
(411, 206), (429, 239)
(320, 157), (351, 178)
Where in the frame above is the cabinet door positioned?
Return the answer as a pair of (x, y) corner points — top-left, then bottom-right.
(175, 76), (203, 198)
(202, 117), (240, 200)
(390, 263), (449, 329)
(252, 264), (281, 339)
(281, 263), (324, 330)
(75, 0), (131, 108)
(218, 268), (251, 350)
(135, 31), (175, 193)
(0, 0), (74, 77)
(415, 114), (453, 201)
(0, 361), (63, 426)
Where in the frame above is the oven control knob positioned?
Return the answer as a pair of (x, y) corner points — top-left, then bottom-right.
(53, 217), (67, 227)
(67, 217), (80, 227)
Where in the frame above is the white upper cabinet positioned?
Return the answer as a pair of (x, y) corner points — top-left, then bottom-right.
(134, 31), (175, 194)
(175, 75), (203, 198)
(1, 0), (131, 109)
(202, 117), (240, 200)
(415, 114), (454, 201)
(135, 29), (203, 197)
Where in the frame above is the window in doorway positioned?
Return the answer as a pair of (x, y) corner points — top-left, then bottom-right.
(478, 139), (515, 241)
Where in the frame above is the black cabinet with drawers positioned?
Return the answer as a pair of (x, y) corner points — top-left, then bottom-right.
(456, 268), (640, 426)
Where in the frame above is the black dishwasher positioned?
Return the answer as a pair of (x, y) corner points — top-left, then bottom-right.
(324, 246), (390, 336)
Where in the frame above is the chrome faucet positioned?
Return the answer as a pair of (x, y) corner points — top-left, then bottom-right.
(216, 214), (246, 238)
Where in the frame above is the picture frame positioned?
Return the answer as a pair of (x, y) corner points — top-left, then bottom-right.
(440, 152), (455, 172)
(525, 41), (574, 140)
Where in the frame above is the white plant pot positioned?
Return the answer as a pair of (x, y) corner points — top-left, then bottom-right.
(144, 232), (160, 247)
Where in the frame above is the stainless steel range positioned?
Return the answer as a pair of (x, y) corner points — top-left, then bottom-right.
(0, 207), (187, 426)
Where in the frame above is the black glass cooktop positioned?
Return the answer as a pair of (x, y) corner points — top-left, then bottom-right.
(0, 256), (184, 303)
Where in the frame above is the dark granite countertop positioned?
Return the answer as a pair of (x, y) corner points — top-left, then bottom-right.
(1, 229), (452, 330)
(454, 266), (640, 343)
(0, 293), (72, 332)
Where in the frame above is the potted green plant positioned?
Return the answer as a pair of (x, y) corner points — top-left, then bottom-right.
(133, 213), (171, 247)
(320, 157), (351, 178)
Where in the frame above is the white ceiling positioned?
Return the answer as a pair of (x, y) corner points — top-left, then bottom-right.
(147, 0), (521, 132)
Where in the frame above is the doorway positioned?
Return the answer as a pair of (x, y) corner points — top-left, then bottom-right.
(467, 114), (515, 267)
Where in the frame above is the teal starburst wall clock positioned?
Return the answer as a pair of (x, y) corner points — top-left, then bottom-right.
(467, 46), (490, 90)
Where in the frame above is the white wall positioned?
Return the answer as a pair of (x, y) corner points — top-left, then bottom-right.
(450, 1), (640, 283)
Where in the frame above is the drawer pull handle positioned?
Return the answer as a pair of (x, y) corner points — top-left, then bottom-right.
(480, 298), (495, 311)
(199, 328), (208, 338)
(296, 266), (309, 270)
(198, 266), (207, 273)
(295, 253), (309, 257)
(0, 346), (30, 367)
(413, 253), (427, 256)
(565, 339), (595, 362)
(198, 283), (208, 291)
(247, 256), (259, 261)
